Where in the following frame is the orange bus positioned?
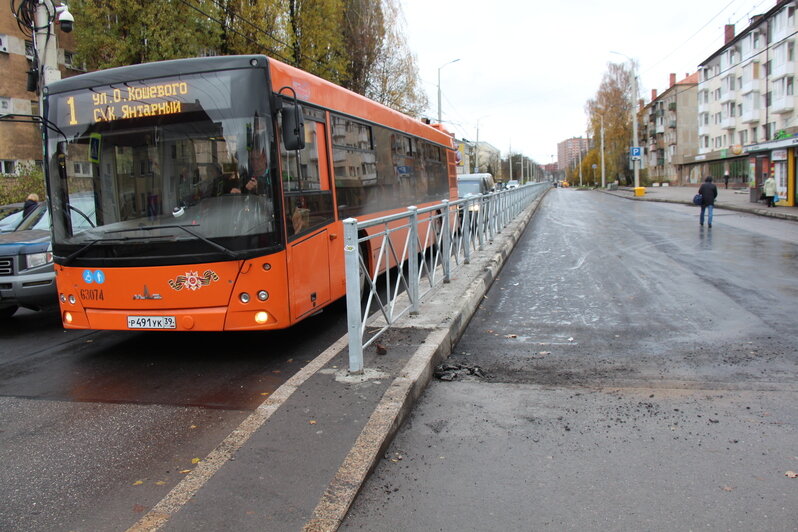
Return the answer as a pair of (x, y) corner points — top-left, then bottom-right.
(43, 55), (457, 330)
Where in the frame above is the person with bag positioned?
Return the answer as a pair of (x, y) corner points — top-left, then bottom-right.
(698, 176), (718, 228)
(763, 175), (777, 207)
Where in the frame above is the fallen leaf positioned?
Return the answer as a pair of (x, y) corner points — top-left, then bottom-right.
(272, 370), (281, 374)
(190, 425), (198, 429)
(133, 504), (146, 513)
(309, 420), (317, 425)
(179, 469), (191, 474)
(375, 343), (387, 356)
(721, 485), (735, 492)
(132, 480), (144, 486)
(155, 481), (166, 486)
(786, 471), (797, 478)
(191, 458), (201, 464)
(260, 392), (270, 396)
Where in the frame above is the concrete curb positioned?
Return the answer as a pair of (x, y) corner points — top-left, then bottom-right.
(302, 190), (549, 531)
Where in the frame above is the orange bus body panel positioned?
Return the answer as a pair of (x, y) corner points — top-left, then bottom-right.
(55, 253), (294, 331)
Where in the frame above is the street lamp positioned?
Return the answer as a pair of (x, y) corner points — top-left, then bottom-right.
(610, 51), (639, 189)
(437, 58), (460, 124)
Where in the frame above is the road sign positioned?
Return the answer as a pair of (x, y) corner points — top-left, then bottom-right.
(630, 146), (642, 160)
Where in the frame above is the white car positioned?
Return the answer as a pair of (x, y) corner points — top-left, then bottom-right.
(506, 180), (520, 189)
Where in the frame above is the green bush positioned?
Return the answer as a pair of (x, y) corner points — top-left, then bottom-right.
(0, 163), (46, 205)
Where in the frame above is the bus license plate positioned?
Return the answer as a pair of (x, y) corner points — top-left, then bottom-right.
(127, 316), (176, 329)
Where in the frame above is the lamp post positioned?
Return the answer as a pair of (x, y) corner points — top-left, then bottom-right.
(611, 51), (639, 189)
(600, 114), (606, 188)
(437, 58), (460, 124)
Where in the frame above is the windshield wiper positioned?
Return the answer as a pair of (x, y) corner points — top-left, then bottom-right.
(107, 224), (240, 258)
(60, 224), (240, 264)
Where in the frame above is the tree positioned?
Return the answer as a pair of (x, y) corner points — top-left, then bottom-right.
(585, 62), (635, 185)
(364, 1), (428, 117)
(286, 0), (347, 84)
(71, 0), (222, 69)
(340, 0), (385, 95)
(217, 0), (289, 58)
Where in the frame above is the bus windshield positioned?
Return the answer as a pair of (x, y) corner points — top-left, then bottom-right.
(45, 67), (280, 266)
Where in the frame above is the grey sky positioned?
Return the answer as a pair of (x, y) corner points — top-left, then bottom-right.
(402, 0), (774, 163)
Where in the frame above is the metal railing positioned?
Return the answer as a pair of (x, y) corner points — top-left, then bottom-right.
(343, 182), (549, 373)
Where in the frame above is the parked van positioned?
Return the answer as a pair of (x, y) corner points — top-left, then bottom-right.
(457, 173), (495, 198)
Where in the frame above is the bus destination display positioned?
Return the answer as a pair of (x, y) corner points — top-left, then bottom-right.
(60, 80), (190, 126)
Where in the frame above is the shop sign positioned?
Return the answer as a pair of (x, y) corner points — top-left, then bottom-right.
(772, 149), (788, 161)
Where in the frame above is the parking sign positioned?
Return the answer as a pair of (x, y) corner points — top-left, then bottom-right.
(630, 147), (642, 160)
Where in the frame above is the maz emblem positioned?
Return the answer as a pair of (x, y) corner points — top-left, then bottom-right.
(133, 285), (163, 300)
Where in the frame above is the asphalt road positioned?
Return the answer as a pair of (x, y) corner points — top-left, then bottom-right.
(343, 188), (798, 530)
(0, 300), (348, 532)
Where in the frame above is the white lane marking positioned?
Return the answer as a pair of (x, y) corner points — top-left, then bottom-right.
(126, 332), (351, 532)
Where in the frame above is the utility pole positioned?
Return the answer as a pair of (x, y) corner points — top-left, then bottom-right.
(601, 115), (606, 188)
(631, 69), (640, 188)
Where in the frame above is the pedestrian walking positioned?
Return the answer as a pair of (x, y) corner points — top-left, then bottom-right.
(723, 172), (730, 189)
(763, 175), (777, 207)
(698, 176), (718, 228)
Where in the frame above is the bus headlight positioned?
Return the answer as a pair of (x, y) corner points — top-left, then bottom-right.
(255, 311), (269, 324)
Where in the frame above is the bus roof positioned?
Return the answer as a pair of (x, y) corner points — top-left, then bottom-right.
(45, 54), (454, 149)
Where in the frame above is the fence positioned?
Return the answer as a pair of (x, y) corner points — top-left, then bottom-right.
(343, 182), (549, 373)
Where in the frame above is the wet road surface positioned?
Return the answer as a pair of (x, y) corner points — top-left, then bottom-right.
(0, 300), (348, 531)
(343, 188), (798, 530)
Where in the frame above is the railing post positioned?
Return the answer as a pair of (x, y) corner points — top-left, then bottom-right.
(343, 218), (364, 374)
(463, 199), (472, 264)
(477, 195), (486, 251)
(441, 200), (451, 283)
(407, 206), (419, 315)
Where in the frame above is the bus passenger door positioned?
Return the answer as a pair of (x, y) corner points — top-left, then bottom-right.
(282, 111), (335, 320)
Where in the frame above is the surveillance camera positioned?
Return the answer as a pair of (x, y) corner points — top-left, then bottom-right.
(57, 5), (74, 33)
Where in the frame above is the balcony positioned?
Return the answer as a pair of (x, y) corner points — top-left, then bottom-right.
(770, 61), (794, 80)
(771, 95), (794, 114)
(668, 120), (677, 128)
(720, 116), (736, 129)
(667, 102), (677, 111)
(740, 107), (761, 123)
(656, 122), (665, 134)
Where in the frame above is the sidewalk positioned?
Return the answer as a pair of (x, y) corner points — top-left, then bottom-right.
(600, 185), (798, 222)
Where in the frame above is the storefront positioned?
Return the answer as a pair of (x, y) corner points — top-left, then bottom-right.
(746, 138), (797, 207)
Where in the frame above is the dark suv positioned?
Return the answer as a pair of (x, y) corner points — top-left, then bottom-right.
(0, 197), (96, 318)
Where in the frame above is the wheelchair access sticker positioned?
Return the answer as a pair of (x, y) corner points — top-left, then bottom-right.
(82, 269), (106, 284)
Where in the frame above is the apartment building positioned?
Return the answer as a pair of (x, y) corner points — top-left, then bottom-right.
(642, 73), (699, 184)
(456, 139), (501, 177)
(0, 6), (77, 175)
(682, 0), (795, 204)
(557, 137), (589, 173)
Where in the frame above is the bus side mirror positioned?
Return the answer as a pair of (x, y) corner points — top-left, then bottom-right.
(281, 103), (305, 151)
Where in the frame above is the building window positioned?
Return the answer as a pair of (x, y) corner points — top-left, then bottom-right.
(739, 130), (748, 144)
(0, 97), (10, 113)
(1, 160), (16, 174)
(24, 40), (34, 58)
(0, 34), (8, 53)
